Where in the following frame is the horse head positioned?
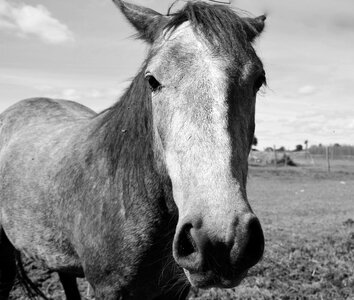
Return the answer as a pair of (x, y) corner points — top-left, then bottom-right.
(113, 0), (266, 289)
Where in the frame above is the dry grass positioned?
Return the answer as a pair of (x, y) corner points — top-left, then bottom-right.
(10, 165), (354, 300)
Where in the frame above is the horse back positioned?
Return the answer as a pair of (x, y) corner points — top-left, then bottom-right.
(0, 98), (96, 146)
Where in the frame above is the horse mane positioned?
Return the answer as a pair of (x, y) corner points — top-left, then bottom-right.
(93, 66), (154, 177)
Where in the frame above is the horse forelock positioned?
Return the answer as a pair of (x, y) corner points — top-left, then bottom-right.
(165, 2), (250, 56)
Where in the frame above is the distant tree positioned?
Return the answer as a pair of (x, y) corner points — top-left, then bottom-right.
(252, 136), (258, 147)
(334, 143), (341, 147)
(295, 144), (303, 151)
(277, 146), (286, 152)
(304, 140), (309, 152)
(265, 147), (273, 152)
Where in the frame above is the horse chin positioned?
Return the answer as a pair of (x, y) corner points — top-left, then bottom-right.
(183, 269), (248, 289)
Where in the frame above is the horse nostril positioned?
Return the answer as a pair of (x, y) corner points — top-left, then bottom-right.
(176, 223), (196, 258)
(243, 217), (264, 267)
(173, 222), (207, 272)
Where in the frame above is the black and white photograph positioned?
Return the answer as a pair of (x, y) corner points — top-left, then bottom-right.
(0, 0), (353, 299)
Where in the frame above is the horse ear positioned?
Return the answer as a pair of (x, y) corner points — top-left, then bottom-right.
(242, 15), (266, 42)
(113, 0), (164, 43)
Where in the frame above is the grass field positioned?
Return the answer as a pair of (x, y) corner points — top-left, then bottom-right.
(190, 166), (354, 300)
(10, 164), (354, 299)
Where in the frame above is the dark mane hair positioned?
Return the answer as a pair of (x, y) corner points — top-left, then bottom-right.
(165, 1), (251, 56)
(93, 67), (154, 177)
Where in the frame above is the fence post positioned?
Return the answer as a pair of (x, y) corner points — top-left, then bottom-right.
(326, 146), (331, 173)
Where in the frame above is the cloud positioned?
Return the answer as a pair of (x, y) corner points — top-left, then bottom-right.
(42, 86), (127, 112)
(48, 87), (120, 101)
(297, 85), (317, 96)
(0, 0), (74, 44)
(255, 108), (354, 149)
(332, 14), (354, 31)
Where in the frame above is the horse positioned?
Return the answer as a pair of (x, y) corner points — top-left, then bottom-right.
(0, 0), (267, 299)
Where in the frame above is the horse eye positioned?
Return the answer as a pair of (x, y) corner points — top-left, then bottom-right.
(254, 73), (266, 94)
(146, 74), (162, 92)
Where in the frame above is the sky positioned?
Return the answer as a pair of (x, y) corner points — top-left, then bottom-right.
(1, 0), (354, 149)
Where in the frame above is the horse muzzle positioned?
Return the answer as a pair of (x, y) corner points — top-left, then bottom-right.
(172, 213), (264, 288)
